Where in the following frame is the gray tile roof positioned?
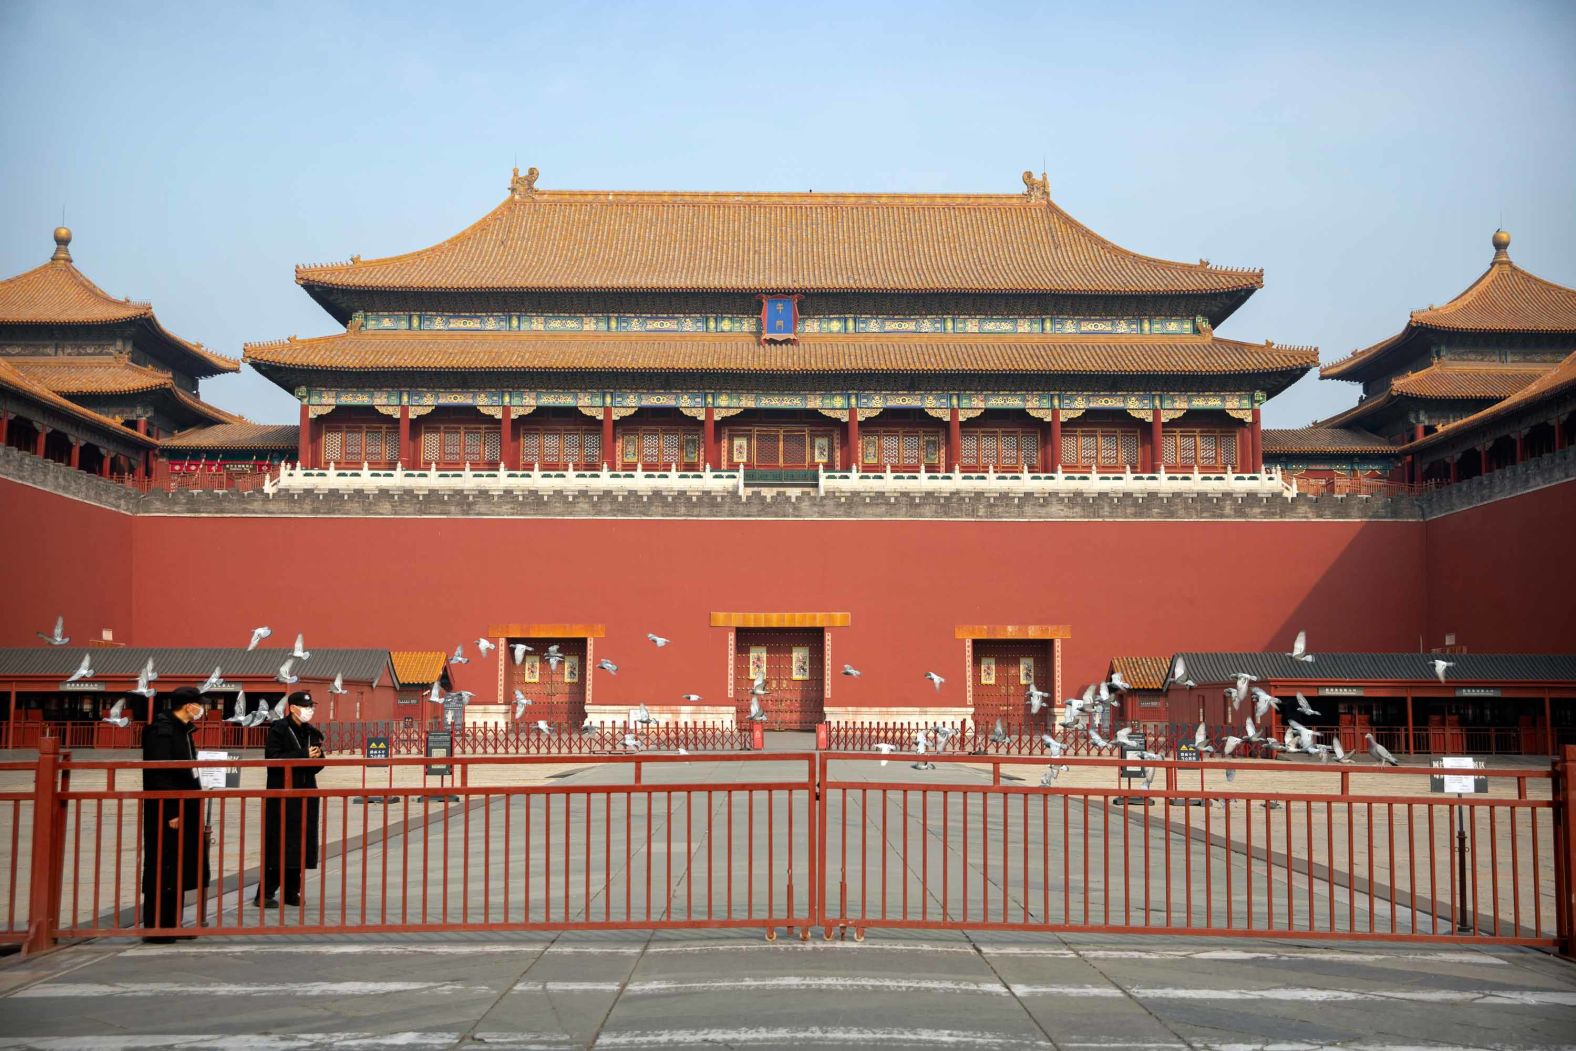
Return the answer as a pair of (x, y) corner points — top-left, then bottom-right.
(1172, 652), (1576, 686)
(0, 647), (392, 688)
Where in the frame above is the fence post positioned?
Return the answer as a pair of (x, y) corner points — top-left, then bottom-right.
(752, 723), (765, 750)
(1557, 744), (1576, 957)
(23, 737), (63, 955)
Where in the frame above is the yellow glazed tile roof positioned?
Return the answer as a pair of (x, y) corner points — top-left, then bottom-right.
(391, 650), (448, 685)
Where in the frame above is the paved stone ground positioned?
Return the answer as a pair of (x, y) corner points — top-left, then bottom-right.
(1, 929), (1574, 1049)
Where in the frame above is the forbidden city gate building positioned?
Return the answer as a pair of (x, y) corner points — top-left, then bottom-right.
(242, 169), (1316, 486)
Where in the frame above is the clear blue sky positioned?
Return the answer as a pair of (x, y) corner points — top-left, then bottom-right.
(2, 1), (1572, 427)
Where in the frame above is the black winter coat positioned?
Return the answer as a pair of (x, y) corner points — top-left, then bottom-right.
(141, 710), (209, 892)
(262, 717), (325, 870)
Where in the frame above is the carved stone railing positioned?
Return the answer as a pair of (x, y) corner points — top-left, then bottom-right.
(267, 460), (743, 495)
(816, 463), (1292, 497)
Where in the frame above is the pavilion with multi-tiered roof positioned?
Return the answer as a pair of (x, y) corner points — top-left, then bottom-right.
(243, 169), (1315, 481)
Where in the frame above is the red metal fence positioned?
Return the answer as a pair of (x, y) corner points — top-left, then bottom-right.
(4, 741), (1573, 954)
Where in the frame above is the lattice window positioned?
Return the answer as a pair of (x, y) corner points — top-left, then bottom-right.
(442, 431), (461, 462)
(422, 431), (440, 464)
(585, 433), (601, 463)
(662, 432), (680, 464)
(365, 431), (383, 461)
(1100, 433), (1116, 464)
(642, 433), (660, 461)
(1201, 434), (1217, 462)
(322, 432), (342, 462)
(961, 433), (979, 460)
(344, 430), (363, 461)
(1062, 440), (1079, 466)
(1023, 433), (1038, 465)
(757, 432), (780, 464)
(879, 434), (898, 465)
(1081, 434), (1098, 463)
(521, 432), (540, 462)
(902, 434), (919, 463)
(463, 431), (482, 461)
(1118, 433), (1139, 465)
(564, 433), (581, 463)
(1001, 433), (1018, 464)
(1162, 433), (1178, 466)
(1223, 435), (1238, 466)
(484, 431), (501, 462)
(543, 433), (562, 462)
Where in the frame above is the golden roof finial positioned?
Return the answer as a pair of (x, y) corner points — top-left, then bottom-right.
(51, 226), (72, 262)
(1021, 170), (1049, 202)
(1492, 228), (1511, 262)
(511, 165), (540, 198)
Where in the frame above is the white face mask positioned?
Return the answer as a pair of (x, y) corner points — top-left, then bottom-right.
(187, 705), (205, 722)
(295, 706), (315, 723)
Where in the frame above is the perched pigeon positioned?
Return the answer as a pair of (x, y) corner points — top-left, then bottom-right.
(622, 733), (642, 750)
(1287, 630), (1314, 662)
(37, 615), (69, 646)
(198, 666), (224, 694)
(291, 633), (311, 661)
(1431, 659), (1454, 684)
(328, 673), (348, 695)
(534, 720), (552, 734)
(990, 719), (1010, 746)
(646, 633), (669, 648)
(596, 658), (619, 675)
(450, 644), (469, 665)
(579, 717), (596, 736)
(102, 698), (130, 728)
(841, 664), (861, 677)
(476, 639), (495, 657)
(246, 626), (271, 651)
(911, 761), (937, 771)
(1365, 733), (1400, 766)
(873, 742), (897, 766)
(924, 672), (945, 692)
(64, 653), (94, 684)
(1293, 692), (1321, 718)
(511, 643), (531, 665)
(276, 659), (298, 685)
(747, 696), (767, 723)
(512, 690), (531, 719)
(1040, 765), (1068, 786)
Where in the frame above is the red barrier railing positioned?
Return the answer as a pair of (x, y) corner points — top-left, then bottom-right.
(5, 741), (1573, 954)
(820, 720), (1243, 758)
(319, 720), (753, 755)
(8, 742), (814, 952)
(817, 750), (1569, 948)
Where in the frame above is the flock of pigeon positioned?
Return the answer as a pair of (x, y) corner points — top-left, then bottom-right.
(54, 613), (1456, 772)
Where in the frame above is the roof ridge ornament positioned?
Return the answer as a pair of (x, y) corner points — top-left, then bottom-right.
(1021, 170), (1049, 202)
(51, 226), (72, 263)
(1491, 228), (1511, 263)
(511, 166), (540, 199)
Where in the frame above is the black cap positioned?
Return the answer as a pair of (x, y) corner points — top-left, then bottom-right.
(286, 690), (314, 707)
(171, 686), (202, 707)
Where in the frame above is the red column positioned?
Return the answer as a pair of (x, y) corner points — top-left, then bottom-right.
(1050, 407), (1062, 469)
(1250, 407), (1263, 471)
(500, 405), (513, 469)
(947, 407), (961, 470)
(847, 406), (861, 471)
(1481, 444), (1494, 475)
(1515, 430), (1525, 465)
(33, 426), (47, 458)
(0, 412), (8, 446)
(398, 405), (412, 468)
(1404, 693), (1414, 755)
(602, 406), (615, 467)
(1150, 408), (1164, 472)
(1448, 455), (1459, 483)
(1038, 419), (1052, 471)
(99, 451), (110, 478)
(703, 406), (717, 469)
(1556, 417), (1567, 451)
(68, 440), (80, 469)
(297, 403), (311, 468)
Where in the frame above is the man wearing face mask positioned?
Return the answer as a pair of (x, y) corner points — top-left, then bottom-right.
(141, 685), (210, 942)
(257, 690), (325, 908)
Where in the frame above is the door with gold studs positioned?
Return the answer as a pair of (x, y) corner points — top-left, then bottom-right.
(732, 629), (824, 729)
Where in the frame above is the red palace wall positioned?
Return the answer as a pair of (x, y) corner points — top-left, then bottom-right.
(4, 475), (1572, 718)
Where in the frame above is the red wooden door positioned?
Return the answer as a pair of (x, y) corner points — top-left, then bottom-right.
(971, 640), (1052, 732)
(509, 637), (588, 730)
(733, 629), (824, 729)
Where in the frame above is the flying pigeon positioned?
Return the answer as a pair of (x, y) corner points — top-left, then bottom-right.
(646, 633), (669, 647)
(225, 698), (249, 724)
(1025, 682), (1049, 714)
(622, 733), (642, 749)
(750, 674), (768, 696)
(1332, 737), (1355, 764)
(142, 657), (158, 683)
(1224, 767), (1238, 784)
(924, 672), (945, 692)
(1040, 734), (1065, 758)
(1087, 727), (1112, 750)
(198, 666), (224, 694)
(1293, 692), (1321, 718)
(1282, 727), (1301, 753)
(276, 659), (298, 685)
(841, 664), (861, 677)
(270, 697), (288, 721)
(511, 643), (531, 665)
(1168, 655), (1196, 689)
(476, 639), (495, 657)
(246, 626), (271, 651)
(1365, 733), (1400, 766)
(544, 644), (563, 670)
(1040, 765), (1068, 785)
(635, 703), (654, 725)
(990, 719), (1010, 746)
(1108, 670), (1131, 691)
(246, 698), (271, 727)
(747, 696), (767, 723)
(579, 717), (596, 736)
(1252, 688), (1280, 720)
(37, 615), (69, 646)
(102, 698), (130, 728)
(1431, 659), (1454, 684)
(1193, 722), (1215, 753)
(450, 644), (469, 665)
(328, 672), (348, 695)
(1221, 735), (1244, 756)
(1115, 726), (1140, 748)
(130, 665), (156, 699)
(534, 720), (552, 734)
(291, 634), (311, 661)
(512, 690), (531, 719)
(874, 742), (897, 766)
(235, 688), (247, 716)
(428, 681), (443, 704)
(1287, 719), (1320, 744)
(680, 693), (702, 702)
(64, 653), (94, 684)
(1287, 630), (1313, 662)
(1243, 716), (1262, 742)
(597, 658), (619, 675)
